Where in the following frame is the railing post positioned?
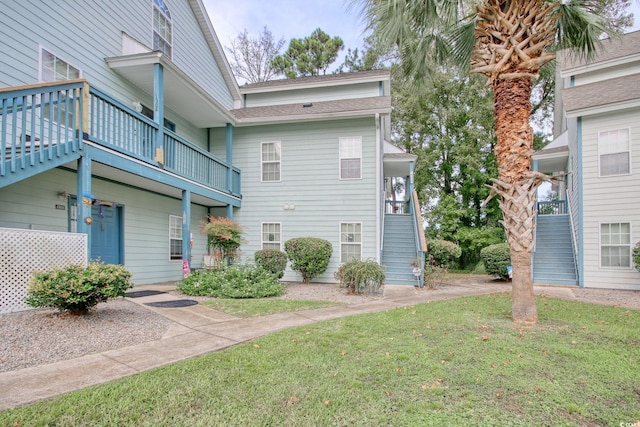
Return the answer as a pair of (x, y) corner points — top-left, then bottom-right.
(153, 63), (164, 165)
(226, 123), (233, 194)
(182, 190), (191, 270)
(76, 153), (92, 260)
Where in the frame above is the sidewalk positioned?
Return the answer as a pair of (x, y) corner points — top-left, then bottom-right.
(0, 280), (621, 410)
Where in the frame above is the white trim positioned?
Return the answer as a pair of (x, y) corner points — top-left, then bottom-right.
(260, 222), (282, 250)
(560, 53), (640, 79)
(339, 136), (362, 180)
(598, 221), (633, 269)
(239, 72), (391, 94)
(260, 141), (282, 182)
(339, 222), (363, 263)
(597, 127), (631, 178)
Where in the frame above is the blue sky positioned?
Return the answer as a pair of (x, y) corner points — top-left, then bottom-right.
(203, 0), (640, 66)
(203, 0), (367, 60)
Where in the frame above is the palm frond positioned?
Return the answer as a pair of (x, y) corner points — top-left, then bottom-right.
(553, 0), (613, 61)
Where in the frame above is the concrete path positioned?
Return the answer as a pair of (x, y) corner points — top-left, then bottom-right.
(0, 280), (627, 410)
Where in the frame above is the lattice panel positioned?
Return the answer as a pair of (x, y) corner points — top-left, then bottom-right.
(0, 228), (87, 313)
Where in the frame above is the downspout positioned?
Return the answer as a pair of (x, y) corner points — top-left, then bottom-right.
(375, 113), (382, 263)
(577, 117), (584, 288)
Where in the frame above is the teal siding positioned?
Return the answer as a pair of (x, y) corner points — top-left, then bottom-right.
(0, 169), (209, 284)
(228, 118), (379, 282)
(0, 0), (233, 146)
(245, 82), (381, 107)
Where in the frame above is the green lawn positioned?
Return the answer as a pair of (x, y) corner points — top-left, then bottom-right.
(2, 293), (639, 426)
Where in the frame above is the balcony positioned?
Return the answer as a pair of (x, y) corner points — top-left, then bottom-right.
(1, 80), (241, 203)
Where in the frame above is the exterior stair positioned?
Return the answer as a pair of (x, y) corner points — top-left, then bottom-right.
(382, 214), (420, 286)
(533, 214), (578, 286)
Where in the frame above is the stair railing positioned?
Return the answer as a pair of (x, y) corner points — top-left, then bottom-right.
(566, 198), (580, 284)
(410, 190), (427, 287)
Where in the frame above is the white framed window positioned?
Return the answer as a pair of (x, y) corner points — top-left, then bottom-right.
(169, 214), (182, 260)
(600, 222), (631, 268)
(261, 141), (281, 182)
(153, 0), (172, 58)
(39, 48), (81, 83)
(339, 137), (362, 179)
(261, 223), (281, 250)
(340, 222), (362, 262)
(598, 129), (630, 177)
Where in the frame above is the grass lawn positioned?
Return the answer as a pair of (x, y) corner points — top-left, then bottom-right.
(1, 293), (639, 426)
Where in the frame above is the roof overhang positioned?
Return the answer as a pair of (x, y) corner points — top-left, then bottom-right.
(106, 52), (235, 128)
(566, 98), (640, 118)
(384, 153), (418, 177)
(533, 131), (569, 173)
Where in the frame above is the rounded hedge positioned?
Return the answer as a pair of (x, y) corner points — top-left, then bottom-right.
(427, 239), (462, 268)
(177, 264), (284, 298)
(334, 259), (385, 295)
(26, 262), (133, 315)
(284, 237), (333, 284)
(634, 241), (640, 271)
(480, 243), (511, 280)
(254, 249), (288, 279)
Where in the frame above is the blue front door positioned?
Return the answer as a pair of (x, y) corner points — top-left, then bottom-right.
(90, 204), (122, 264)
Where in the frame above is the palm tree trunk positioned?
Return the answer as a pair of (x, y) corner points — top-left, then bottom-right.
(492, 77), (539, 324)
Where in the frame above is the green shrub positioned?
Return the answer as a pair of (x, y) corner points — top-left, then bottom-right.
(177, 264), (284, 298)
(284, 237), (333, 284)
(334, 259), (385, 295)
(634, 241), (640, 271)
(254, 249), (288, 279)
(26, 262), (133, 315)
(427, 240), (462, 268)
(480, 243), (511, 280)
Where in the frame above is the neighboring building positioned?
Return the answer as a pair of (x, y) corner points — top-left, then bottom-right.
(533, 30), (640, 290)
(0, 0), (424, 311)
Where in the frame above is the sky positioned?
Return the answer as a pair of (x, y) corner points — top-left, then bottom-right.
(203, 0), (367, 64)
(204, 0), (640, 66)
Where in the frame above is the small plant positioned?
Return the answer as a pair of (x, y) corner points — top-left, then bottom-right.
(334, 259), (385, 295)
(634, 241), (640, 271)
(427, 240), (462, 268)
(255, 249), (288, 279)
(177, 264), (284, 298)
(423, 256), (448, 289)
(284, 237), (333, 284)
(26, 262), (133, 315)
(202, 215), (243, 267)
(480, 243), (511, 280)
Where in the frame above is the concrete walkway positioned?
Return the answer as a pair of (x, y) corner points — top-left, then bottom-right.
(0, 280), (611, 410)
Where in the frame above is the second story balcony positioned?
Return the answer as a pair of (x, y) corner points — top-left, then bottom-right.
(1, 79), (241, 206)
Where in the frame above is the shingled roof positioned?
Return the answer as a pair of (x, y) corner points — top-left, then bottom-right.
(232, 96), (391, 124)
(559, 30), (640, 72)
(562, 73), (640, 113)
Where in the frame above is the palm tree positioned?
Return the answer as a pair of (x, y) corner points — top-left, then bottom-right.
(356, 0), (610, 324)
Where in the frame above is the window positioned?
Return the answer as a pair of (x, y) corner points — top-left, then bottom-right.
(261, 142), (281, 182)
(340, 222), (362, 262)
(40, 48), (81, 83)
(153, 0), (172, 58)
(339, 137), (362, 179)
(262, 223), (281, 250)
(599, 129), (630, 176)
(600, 222), (631, 268)
(169, 215), (182, 260)
(40, 48), (81, 126)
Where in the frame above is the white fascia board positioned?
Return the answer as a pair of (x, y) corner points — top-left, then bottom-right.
(240, 74), (391, 95)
